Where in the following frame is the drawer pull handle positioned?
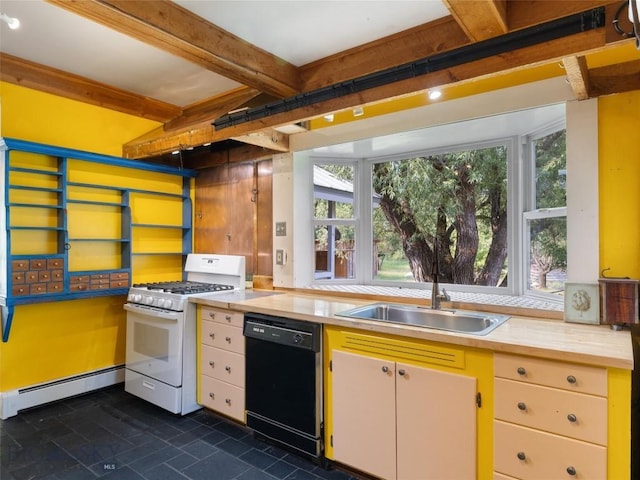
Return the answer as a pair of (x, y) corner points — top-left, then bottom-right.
(225, 398), (231, 405)
(209, 392), (215, 399)
(225, 366), (231, 373)
(209, 312), (216, 319)
(225, 336), (231, 343)
(567, 413), (577, 423)
(225, 315), (232, 321)
(209, 361), (215, 368)
(566, 375), (577, 384)
(517, 402), (527, 411)
(381, 366), (389, 373)
(209, 332), (215, 339)
(566, 466), (577, 476)
(516, 367), (526, 376)
(398, 369), (406, 376)
(517, 452), (526, 461)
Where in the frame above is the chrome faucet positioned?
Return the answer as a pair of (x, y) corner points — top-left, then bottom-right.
(431, 239), (451, 309)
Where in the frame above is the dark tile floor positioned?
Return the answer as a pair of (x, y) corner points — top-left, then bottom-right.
(0, 385), (360, 480)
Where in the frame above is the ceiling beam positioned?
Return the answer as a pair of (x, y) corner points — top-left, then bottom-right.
(442, 0), (508, 41)
(588, 58), (640, 96)
(46, 0), (300, 98)
(0, 52), (180, 122)
(231, 130), (290, 152)
(163, 87), (261, 133)
(563, 55), (591, 100)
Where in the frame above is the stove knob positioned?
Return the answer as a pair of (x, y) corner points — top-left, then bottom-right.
(133, 294), (142, 302)
(164, 299), (173, 309)
(157, 299), (165, 308)
(293, 333), (303, 344)
(144, 296), (154, 305)
(127, 293), (135, 302)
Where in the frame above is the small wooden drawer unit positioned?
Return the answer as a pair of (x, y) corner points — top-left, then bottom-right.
(199, 306), (245, 423)
(11, 257), (66, 296)
(493, 353), (608, 480)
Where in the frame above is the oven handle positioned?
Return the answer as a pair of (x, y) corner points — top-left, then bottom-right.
(124, 303), (183, 321)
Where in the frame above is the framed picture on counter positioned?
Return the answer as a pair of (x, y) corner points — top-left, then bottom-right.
(564, 282), (600, 325)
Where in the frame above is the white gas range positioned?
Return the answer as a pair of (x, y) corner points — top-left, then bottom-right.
(124, 253), (245, 415)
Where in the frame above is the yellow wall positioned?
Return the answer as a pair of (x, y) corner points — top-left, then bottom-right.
(0, 81), (161, 391)
(599, 89), (640, 278)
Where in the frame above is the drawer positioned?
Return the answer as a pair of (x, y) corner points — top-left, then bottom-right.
(201, 320), (245, 354)
(70, 275), (90, 284)
(91, 277), (110, 285)
(201, 345), (245, 387)
(11, 272), (25, 284)
(494, 353), (607, 396)
(201, 307), (244, 328)
(494, 377), (607, 445)
(110, 272), (129, 281)
(91, 284), (110, 290)
(47, 282), (64, 294)
(199, 375), (245, 423)
(39, 270), (51, 282)
(91, 273), (110, 280)
(494, 420), (606, 480)
(69, 283), (89, 292)
(47, 258), (64, 269)
(12, 260), (29, 271)
(29, 259), (47, 270)
(51, 270), (63, 281)
(30, 283), (47, 295)
(11, 285), (29, 296)
(110, 280), (129, 289)
(26, 271), (39, 283)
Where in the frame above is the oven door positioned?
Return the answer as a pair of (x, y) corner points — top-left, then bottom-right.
(125, 304), (184, 387)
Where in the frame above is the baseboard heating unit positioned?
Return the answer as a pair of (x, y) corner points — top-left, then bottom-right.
(0, 365), (124, 419)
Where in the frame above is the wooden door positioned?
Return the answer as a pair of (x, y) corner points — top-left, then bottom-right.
(332, 350), (397, 480)
(396, 362), (477, 480)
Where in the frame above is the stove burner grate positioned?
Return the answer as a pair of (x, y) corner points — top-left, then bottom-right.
(132, 281), (234, 295)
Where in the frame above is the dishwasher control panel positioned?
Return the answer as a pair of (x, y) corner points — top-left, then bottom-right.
(243, 314), (320, 351)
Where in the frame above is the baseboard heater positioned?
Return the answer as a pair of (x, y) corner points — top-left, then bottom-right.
(0, 365), (125, 419)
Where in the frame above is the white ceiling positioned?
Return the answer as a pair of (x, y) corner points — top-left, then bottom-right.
(0, 0), (451, 107)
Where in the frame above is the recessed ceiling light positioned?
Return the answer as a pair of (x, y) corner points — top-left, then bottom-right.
(0, 13), (20, 30)
(171, 150), (180, 155)
(323, 114), (334, 122)
(428, 90), (442, 100)
(353, 107), (364, 117)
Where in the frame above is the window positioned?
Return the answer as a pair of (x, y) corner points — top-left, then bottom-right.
(313, 163), (357, 280)
(523, 125), (567, 297)
(308, 104), (567, 299)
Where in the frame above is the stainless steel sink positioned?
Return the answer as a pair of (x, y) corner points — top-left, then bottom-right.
(335, 303), (509, 335)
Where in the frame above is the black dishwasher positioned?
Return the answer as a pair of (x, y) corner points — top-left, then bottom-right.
(243, 313), (323, 461)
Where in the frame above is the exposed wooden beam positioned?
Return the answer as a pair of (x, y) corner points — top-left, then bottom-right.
(46, 0), (300, 98)
(563, 56), (591, 100)
(164, 87), (261, 133)
(589, 59), (640, 96)
(299, 1), (618, 92)
(443, 0), (508, 41)
(231, 130), (290, 152)
(0, 52), (180, 122)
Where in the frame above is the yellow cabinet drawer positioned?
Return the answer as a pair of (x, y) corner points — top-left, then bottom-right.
(199, 375), (245, 423)
(200, 345), (245, 387)
(494, 421), (606, 480)
(494, 377), (607, 445)
(201, 307), (244, 328)
(494, 353), (607, 396)
(201, 320), (245, 354)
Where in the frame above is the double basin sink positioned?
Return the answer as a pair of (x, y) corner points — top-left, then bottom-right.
(335, 302), (510, 336)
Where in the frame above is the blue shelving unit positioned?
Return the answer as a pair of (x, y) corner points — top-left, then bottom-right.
(1, 138), (197, 342)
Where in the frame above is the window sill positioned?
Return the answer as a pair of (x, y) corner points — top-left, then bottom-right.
(302, 284), (564, 320)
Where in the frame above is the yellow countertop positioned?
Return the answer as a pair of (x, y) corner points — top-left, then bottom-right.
(191, 291), (634, 370)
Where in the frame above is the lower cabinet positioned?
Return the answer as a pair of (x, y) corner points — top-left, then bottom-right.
(331, 349), (477, 480)
(198, 306), (246, 423)
(493, 353), (609, 480)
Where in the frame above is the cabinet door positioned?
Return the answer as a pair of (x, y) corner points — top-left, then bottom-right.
(332, 350), (397, 480)
(396, 362), (476, 480)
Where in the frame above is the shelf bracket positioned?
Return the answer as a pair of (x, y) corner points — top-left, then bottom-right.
(2, 305), (15, 342)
